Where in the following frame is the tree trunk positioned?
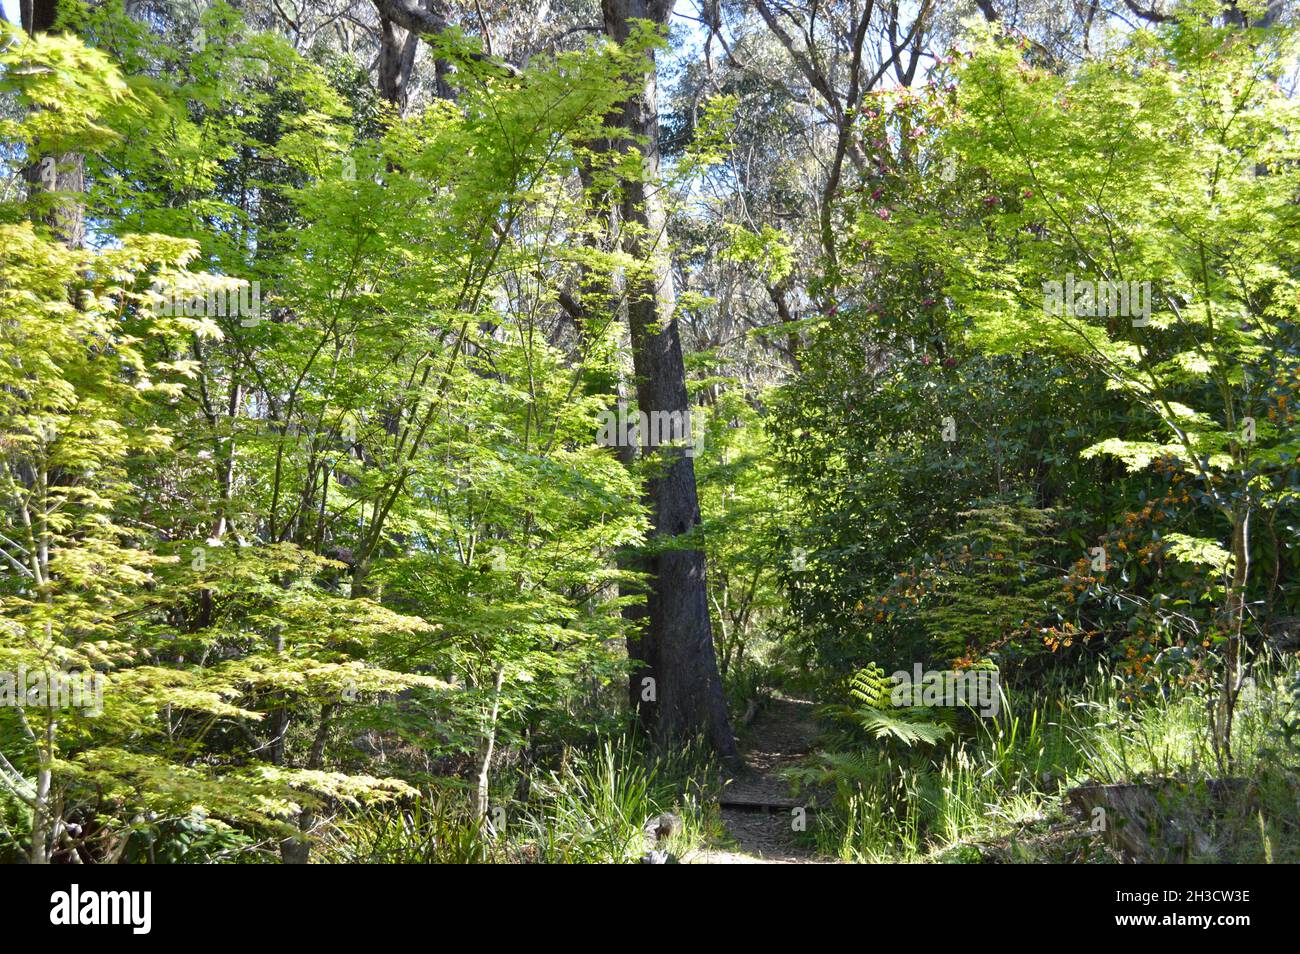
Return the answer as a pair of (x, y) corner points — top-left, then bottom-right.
(474, 665), (505, 826)
(22, 0), (85, 250)
(1213, 502), (1251, 769)
(28, 714), (55, 864)
(377, 15), (421, 111)
(601, 0), (738, 766)
(280, 703), (334, 865)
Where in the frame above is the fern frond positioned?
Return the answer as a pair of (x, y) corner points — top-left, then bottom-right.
(847, 664), (892, 709)
(854, 707), (954, 746)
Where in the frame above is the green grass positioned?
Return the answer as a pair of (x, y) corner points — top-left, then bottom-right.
(521, 739), (719, 862)
(319, 734), (722, 864)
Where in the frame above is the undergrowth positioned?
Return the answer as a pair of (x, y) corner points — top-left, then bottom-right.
(784, 662), (1300, 863)
(319, 735), (722, 864)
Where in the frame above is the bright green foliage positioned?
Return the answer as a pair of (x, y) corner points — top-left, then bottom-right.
(0, 11), (658, 862)
(823, 664), (954, 747)
(810, 10), (1300, 722)
(903, 13), (1298, 753)
(919, 14), (1300, 501)
(0, 26), (456, 861)
(692, 385), (789, 688)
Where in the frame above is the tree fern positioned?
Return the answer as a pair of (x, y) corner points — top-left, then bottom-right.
(832, 665), (954, 748)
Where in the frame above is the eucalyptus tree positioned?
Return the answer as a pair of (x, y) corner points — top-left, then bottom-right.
(598, 0), (738, 763)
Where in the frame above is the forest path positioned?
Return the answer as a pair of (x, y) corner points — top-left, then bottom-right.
(690, 696), (838, 864)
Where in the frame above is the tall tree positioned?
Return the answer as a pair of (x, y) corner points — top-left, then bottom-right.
(601, 0), (738, 764)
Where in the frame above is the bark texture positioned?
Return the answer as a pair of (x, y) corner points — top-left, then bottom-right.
(21, 0), (85, 250)
(602, 0), (738, 766)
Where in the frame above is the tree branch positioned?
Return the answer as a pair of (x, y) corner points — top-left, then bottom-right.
(370, 0), (521, 76)
(1121, 0), (1173, 23)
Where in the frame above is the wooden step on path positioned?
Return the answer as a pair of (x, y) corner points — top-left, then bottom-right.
(719, 795), (812, 812)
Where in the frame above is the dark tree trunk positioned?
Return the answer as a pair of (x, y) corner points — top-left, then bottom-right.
(601, 0), (738, 766)
(20, 0), (58, 34)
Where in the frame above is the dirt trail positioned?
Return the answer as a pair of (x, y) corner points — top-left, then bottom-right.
(690, 696), (837, 864)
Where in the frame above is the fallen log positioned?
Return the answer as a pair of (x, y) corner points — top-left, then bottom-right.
(1065, 778), (1255, 863)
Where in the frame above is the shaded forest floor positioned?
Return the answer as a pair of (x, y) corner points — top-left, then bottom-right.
(691, 697), (836, 864)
